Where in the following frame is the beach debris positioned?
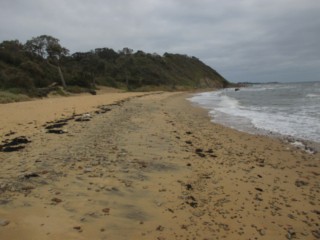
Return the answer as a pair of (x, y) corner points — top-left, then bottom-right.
(286, 228), (296, 239)
(167, 208), (174, 213)
(4, 131), (16, 137)
(288, 214), (295, 219)
(44, 117), (74, 134)
(185, 183), (193, 191)
(195, 148), (206, 158)
(73, 226), (82, 232)
(295, 180), (309, 187)
(312, 210), (320, 215)
(51, 198), (62, 204)
(47, 129), (68, 134)
(75, 113), (92, 122)
(0, 136), (31, 152)
(312, 230), (320, 239)
(186, 195), (198, 208)
(206, 149), (214, 153)
(256, 158), (265, 167)
(96, 105), (111, 114)
(24, 172), (40, 179)
(102, 208), (110, 215)
(89, 89), (96, 95)
(255, 187), (263, 192)
(1, 145), (25, 152)
(0, 219), (10, 226)
(156, 225), (165, 231)
(258, 229), (266, 236)
(192, 210), (205, 217)
(45, 122), (68, 129)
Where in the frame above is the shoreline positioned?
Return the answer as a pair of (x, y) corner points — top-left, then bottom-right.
(0, 91), (319, 239)
(188, 90), (320, 154)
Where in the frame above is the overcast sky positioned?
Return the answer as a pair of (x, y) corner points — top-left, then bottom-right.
(1, 0), (320, 83)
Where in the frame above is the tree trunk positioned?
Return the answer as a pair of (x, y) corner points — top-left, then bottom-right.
(47, 60), (67, 89)
(57, 65), (67, 89)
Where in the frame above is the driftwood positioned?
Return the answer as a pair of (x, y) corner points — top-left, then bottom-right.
(32, 86), (60, 97)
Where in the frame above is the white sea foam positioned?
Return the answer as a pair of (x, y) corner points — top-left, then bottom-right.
(189, 82), (320, 143)
(306, 93), (320, 98)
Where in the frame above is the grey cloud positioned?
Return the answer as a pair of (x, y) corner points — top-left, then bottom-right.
(0, 0), (319, 82)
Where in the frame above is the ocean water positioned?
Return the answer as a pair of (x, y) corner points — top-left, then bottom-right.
(189, 82), (320, 144)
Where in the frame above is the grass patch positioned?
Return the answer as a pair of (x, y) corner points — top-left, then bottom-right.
(0, 91), (31, 104)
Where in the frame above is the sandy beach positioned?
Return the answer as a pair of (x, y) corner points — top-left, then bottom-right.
(0, 91), (319, 240)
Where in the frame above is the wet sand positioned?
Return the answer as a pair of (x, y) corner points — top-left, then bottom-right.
(0, 91), (319, 239)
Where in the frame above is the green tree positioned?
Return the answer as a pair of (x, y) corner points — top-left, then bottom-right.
(24, 35), (69, 88)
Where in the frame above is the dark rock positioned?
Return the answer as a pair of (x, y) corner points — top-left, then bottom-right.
(255, 187), (263, 192)
(185, 141), (192, 145)
(186, 131), (192, 135)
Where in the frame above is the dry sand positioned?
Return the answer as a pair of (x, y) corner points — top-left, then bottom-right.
(0, 91), (319, 240)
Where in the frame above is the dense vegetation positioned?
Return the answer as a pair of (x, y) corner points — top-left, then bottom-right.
(0, 35), (229, 96)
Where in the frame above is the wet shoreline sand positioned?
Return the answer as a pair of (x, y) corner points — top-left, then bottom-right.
(0, 91), (319, 239)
